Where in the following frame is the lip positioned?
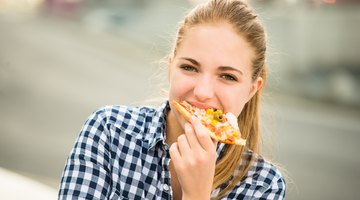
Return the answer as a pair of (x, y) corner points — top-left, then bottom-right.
(187, 101), (217, 110)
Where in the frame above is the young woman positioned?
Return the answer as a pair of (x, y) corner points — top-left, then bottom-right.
(58, 0), (286, 199)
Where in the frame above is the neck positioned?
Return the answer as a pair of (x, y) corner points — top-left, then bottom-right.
(165, 110), (184, 146)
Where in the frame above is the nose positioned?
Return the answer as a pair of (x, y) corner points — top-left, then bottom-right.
(193, 75), (215, 101)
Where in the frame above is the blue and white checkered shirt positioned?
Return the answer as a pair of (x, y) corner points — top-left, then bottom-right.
(58, 101), (286, 199)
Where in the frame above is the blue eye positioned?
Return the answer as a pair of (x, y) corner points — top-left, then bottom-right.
(221, 74), (238, 81)
(180, 64), (198, 72)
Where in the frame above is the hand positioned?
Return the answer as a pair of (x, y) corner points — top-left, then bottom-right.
(169, 116), (218, 200)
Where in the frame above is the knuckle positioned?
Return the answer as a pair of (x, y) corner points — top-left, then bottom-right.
(177, 134), (186, 143)
(184, 122), (193, 133)
(176, 163), (186, 171)
(197, 131), (210, 141)
(195, 154), (207, 164)
(169, 143), (177, 154)
(186, 158), (196, 167)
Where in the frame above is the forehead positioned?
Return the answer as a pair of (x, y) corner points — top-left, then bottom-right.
(176, 23), (254, 71)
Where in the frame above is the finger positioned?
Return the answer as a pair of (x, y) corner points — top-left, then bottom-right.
(177, 134), (191, 156)
(190, 116), (217, 151)
(212, 139), (218, 147)
(184, 122), (200, 150)
(169, 142), (181, 163)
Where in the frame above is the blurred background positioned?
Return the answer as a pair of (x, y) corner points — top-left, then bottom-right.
(0, 0), (360, 199)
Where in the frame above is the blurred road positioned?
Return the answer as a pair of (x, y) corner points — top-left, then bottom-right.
(1, 15), (360, 200)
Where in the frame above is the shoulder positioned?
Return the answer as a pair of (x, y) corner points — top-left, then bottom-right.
(78, 105), (159, 143)
(93, 104), (157, 119)
(241, 152), (286, 199)
(88, 105), (158, 128)
(216, 151), (286, 199)
(247, 153), (285, 185)
(213, 150), (286, 199)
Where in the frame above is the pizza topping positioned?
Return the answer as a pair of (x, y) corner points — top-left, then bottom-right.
(225, 112), (239, 130)
(213, 109), (224, 122)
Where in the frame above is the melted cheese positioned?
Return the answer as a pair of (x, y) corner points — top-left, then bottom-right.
(225, 112), (239, 130)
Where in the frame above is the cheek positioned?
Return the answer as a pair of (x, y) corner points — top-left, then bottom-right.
(220, 87), (250, 116)
(168, 73), (192, 101)
(224, 97), (246, 117)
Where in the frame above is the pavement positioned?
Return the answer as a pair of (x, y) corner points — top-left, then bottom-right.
(1, 11), (360, 200)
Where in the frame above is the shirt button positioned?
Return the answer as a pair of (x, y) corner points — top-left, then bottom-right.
(163, 184), (169, 191)
(163, 145), (169, 151)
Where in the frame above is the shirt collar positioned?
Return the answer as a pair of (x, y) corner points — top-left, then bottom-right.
(147, 101), (170, 150)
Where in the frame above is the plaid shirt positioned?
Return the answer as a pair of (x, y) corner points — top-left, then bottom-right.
(59, 101), (286, 199)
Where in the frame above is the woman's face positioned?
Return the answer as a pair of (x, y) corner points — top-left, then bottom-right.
(168, 23), (263, 126)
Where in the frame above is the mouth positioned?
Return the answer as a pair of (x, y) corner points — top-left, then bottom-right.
(186, 100), (218, 110)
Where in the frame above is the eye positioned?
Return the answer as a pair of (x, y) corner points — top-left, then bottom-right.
(220, 73), (238, 81)
(180, 64), (198, 72)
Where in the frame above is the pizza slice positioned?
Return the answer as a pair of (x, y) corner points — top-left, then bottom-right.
(172, 100), (246, 145)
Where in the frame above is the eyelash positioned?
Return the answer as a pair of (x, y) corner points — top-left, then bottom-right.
(220, 74), (238, 82)
(180, 64), (198, 72)
(179, 64), (238, 82)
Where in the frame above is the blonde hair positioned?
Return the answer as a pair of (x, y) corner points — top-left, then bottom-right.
(170, 0), (267, 198)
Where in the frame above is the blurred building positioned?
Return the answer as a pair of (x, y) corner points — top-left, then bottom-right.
(252, 0), (360, 107)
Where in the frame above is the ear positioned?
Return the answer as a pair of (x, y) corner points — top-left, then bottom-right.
(248, 77), (263, 101)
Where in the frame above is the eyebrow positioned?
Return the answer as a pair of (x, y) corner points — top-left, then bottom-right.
(180, 57), (200, 66)
(180, 57), (243, 75)
(219, 66), (243, 75)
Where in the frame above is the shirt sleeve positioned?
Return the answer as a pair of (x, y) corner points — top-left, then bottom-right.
(58, 108), (112, 199)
